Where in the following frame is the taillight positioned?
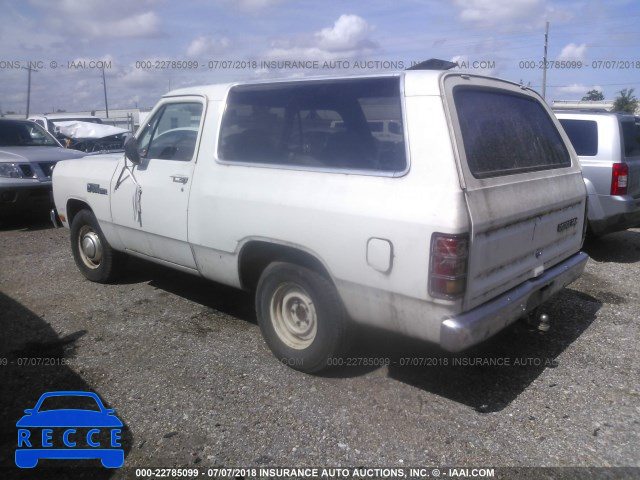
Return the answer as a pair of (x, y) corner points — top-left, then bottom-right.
(611, 163), (628, 195)
(429, 233), (468, 299)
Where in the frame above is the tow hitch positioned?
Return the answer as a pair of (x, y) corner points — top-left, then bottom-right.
(525, 309), (551, 332)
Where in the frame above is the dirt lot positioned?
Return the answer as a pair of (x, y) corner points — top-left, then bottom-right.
(1, 218), (639, 479)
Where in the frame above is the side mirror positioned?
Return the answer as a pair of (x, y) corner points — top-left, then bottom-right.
(124, 135), (141, 165)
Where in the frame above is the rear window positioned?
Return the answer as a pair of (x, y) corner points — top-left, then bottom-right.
(218, 77), (406, 173)
(454, 88), (571, 178)
(558, 119), (599, 156)
(621, 119), (640, 157)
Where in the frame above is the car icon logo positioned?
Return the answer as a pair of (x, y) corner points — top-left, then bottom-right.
(15, 391), (124, 468)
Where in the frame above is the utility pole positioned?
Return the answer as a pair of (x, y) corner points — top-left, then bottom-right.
(102, 65), (109, 118)
(22, 63), (39, 118)
(542, 21), (549, 101)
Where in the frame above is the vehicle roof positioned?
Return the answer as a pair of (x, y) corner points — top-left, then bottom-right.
(554, 109), (636, 119)
(0, 118), (34, 122)
(163, 70), (524, 101)
(29, 114), (100, 120)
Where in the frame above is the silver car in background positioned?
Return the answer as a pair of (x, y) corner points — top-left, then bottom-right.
(0, 119), (85, 219)
(555, 110), (640, 236)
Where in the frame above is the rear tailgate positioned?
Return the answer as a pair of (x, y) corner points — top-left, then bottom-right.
(442, 75), (587, 310)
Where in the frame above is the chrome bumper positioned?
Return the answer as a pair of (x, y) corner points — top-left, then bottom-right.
(440, 251), (589, 352)
(49, 208), (60, 229)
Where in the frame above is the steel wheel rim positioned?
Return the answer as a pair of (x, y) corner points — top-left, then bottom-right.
(78, 225), (103, 269)
(269, 282), (317, 349)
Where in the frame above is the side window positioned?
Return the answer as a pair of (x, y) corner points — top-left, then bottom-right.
(137, 102), (203, 161)
(388, 121), (402, 135)
(28, 125), (49, 144)
(368, 121), (384, 133)
(558, 119), (598, 156)
(218, 77), (406, 173)
(288, 109), (343, 163)
(219, 104), (286, 163)
(621, 120), (640, 157)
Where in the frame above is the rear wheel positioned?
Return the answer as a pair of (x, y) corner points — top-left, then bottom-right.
(256, 262), (351, 373)
(70, 209), (126, 283)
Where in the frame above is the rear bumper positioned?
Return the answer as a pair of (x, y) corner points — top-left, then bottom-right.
(588, 194), (640, 236)
(440, 251), (589, 352)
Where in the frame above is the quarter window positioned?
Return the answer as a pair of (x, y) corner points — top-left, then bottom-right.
(558, 119), (598, 156)
(218, 77), (406, 173)
(621, 119), (640, 157)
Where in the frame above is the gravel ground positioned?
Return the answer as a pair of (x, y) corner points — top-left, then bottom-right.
(0, 217), (639, 480)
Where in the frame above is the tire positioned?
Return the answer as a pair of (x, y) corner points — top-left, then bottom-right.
(70, 209), (126, 283)
(255, 262), (351, 373)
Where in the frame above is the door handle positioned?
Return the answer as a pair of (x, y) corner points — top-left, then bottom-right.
(170, 175), (189, 184)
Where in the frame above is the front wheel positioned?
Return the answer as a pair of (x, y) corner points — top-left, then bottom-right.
(256, 262), (351, 373)
(70, 209), (126, 283)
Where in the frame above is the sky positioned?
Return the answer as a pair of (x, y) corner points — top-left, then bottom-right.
(0, 0), (639, 115)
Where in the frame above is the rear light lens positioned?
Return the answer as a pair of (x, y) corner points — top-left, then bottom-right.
(611, 163), (628, 195)
(429, 233), (469, 299)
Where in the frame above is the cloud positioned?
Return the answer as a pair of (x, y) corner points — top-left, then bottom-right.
(453, 0), (567, 30)
(557, 42), (587, 60)
(115, 68), (157, 91)
(236, 0), (284, 9)
(225, 0), (286, 13)
(555, 83), (602, 95)
(80, 12), (161, 38)
(455, 0), (542, 25)
(315, 14), (374, 51)
(266, 14), (377, 61)
(27, 0), (162, 39)
(186, 35), (231, 57)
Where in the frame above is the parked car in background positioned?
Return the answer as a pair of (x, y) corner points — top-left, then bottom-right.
(28, 114), (103, 137)
(555, 110), (640, 236)
(53, 121), (130, 153)
(0, 119), (85, 219)
(28, 114), (129, 153)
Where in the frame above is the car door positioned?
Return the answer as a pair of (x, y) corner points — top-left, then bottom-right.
(110, 97), (205, 269)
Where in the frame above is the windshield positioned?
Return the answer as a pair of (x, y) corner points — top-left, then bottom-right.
(0, 120), (59, 147)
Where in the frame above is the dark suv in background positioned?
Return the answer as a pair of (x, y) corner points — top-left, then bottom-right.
(0, 119), (85, 219)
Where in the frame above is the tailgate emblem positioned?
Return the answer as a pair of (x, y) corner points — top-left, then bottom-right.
(557, 217), (578, 233)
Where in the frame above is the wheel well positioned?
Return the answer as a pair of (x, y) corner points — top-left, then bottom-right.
(238, 241), (332, 291)
(66, 199), (92, 225)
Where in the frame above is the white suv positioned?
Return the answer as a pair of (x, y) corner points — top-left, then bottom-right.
(53, 70), (588, 372)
